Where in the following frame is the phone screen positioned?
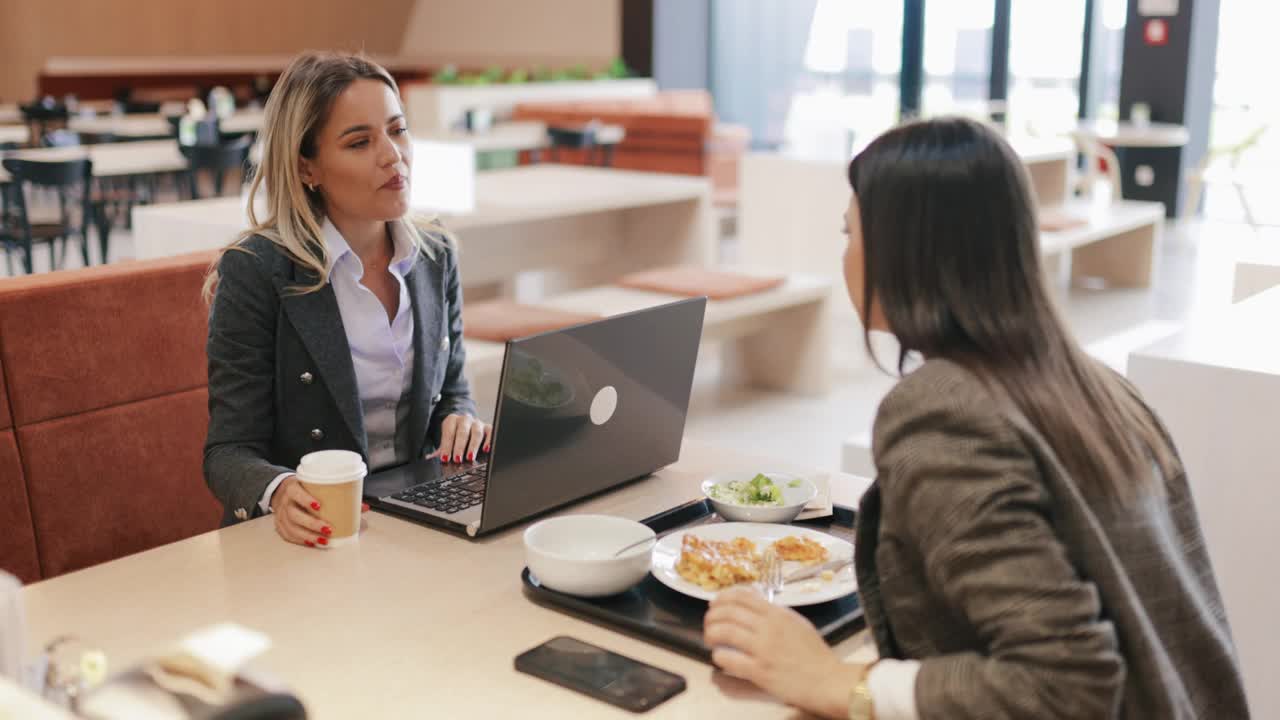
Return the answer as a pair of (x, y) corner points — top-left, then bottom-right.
(514, 636), (686, 713)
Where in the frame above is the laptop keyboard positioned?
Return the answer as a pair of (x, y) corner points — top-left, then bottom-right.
(390, 464), (488, 515)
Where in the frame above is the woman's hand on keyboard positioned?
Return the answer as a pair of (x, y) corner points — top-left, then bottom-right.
(436, 413), (492, 464)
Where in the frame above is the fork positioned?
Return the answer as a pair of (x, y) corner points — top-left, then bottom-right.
(760, 547), (783, 604)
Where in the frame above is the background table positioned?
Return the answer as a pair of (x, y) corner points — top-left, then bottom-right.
(1073, 120), (1191, 148)
(67, 111), (264, 140)
(1128, 287), (1280, 718)
(22, 442), (873, 719)
(0, 139), (187, 182)
(133, 164), (717, 299)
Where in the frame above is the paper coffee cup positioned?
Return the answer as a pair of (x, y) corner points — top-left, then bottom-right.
(296, 450), (367, 546)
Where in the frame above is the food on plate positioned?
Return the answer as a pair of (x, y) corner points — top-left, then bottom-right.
(675, 535), (761, 590)
(787, 478), (804, 488)
(707, 473), (785, 507)
(820, 569), (836, 582)
(772, 535), (829, 565)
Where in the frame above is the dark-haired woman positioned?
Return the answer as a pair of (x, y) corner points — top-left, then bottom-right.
(703, 118), (1248, 719)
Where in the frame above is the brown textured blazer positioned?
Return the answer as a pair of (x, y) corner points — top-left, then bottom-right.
(854, 358), (1249, 719)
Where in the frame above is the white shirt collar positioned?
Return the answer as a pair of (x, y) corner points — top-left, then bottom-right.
(322, 218), (418, 282)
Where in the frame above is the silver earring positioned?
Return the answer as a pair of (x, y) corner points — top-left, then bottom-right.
(306, 183), (316, 192)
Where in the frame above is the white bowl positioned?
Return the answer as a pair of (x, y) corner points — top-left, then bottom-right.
(701, 472), (818, 523)
(523, 515), (655, 598)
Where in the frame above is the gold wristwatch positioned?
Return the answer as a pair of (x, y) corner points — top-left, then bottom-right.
(848, 661), (877, 720)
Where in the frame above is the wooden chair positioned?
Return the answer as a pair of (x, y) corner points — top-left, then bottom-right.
(0, 158), (93, 273)
(19, 102), (69, 148)
(179, 134), (253, 199)
(539, 123), (618, 167)
(1184, 124), (1269, 227)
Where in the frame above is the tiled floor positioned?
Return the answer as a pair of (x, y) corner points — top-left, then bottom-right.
(4, 189), (1277, 477)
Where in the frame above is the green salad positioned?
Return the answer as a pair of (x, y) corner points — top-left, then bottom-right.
(709, 473), (787, 506)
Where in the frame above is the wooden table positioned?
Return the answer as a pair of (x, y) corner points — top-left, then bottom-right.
(0, 126), (29, 146)
(0, 139), (187, 182)
(133, 165), (716, 296)
(1073, 120), (1190, 149)
(21, 442), (873, 719)
(67, 111), (264, 140)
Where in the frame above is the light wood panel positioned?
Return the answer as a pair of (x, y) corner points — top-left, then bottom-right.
(0, 0), (415, 100)
(398, 0), (621, 68)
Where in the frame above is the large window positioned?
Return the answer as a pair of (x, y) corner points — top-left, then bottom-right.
(709, 0), (901, 162)
(921, 0), (994, 119)
(1007, 0), (1087, 134)
(709, 0), (1110, 158)
(1094, 0), (1129, 121)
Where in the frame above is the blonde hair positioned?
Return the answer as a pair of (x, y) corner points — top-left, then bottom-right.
(202, 51), (449, 302)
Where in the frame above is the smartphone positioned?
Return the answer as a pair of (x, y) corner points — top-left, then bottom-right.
(514, 636), (687, 713)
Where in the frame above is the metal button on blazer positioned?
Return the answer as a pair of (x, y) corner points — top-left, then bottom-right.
(432, 393), (443, 403)
(441, 335), (450, 350)
(234, 507), (249, 521)
(300, 371), (314, 385)
(310, 428), (324, 441)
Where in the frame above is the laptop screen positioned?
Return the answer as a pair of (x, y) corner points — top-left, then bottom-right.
(477, 297), (707, 534)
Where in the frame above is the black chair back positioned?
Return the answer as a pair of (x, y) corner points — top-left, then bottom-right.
(2, 157), (91, 187)
(171, 115), (222, 146)
(179, 135), (253, 198)
(123, 101), (161, 114)
(42, 129), (82, 148)
(19, 102), (70, 123)
(179, 134), (253, 171)
(547, 125), (598, 149)
(545, 122), (615, 166)
(0, 157), (94, 273)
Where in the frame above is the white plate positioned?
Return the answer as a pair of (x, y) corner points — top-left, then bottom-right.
(650, 522), (856, 607)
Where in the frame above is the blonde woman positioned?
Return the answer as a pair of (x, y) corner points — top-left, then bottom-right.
(203, 51), (491, 547)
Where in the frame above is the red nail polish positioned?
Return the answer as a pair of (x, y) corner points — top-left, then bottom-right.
(310, 501), (321, 511)
(467, 452), (474, 462)
(483, 444), (490, 453)
(361, 503), (370, 512)
(305, 540), (315, 547)
(321, 526), (332, 536)
(317, 537), (328, 546)
(454, 455), (461, 463)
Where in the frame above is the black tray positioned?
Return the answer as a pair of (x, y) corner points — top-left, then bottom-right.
(521, 498), (864, 662)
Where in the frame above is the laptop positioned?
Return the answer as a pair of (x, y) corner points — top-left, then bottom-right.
(363, 297), (707, 538)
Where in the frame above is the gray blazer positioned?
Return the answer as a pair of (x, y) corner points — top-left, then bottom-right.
(855, 358), (1248, 719)
(203, 230), (476, 526)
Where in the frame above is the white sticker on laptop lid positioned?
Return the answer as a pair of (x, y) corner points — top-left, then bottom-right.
(590, 386), (618, 426)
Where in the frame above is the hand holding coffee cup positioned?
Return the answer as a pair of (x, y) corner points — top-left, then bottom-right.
(271, 450), (369, 548)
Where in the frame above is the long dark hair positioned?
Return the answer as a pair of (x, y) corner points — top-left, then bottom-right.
(849, 117), (1176, 501)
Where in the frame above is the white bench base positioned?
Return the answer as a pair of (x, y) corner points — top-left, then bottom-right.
(1040, 199), (1165, 288)
(463, 274), (832, 420)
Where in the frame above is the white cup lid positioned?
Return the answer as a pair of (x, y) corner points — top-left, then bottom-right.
(297, 450), (367, 483)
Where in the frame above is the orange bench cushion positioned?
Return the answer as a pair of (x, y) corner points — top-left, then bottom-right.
(0, 430), (40, 583)
(19, 389), (220, 579)
(463, 301), (602, 342)
(617, 267), (785, 301)
(0, 252), (214, 426)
